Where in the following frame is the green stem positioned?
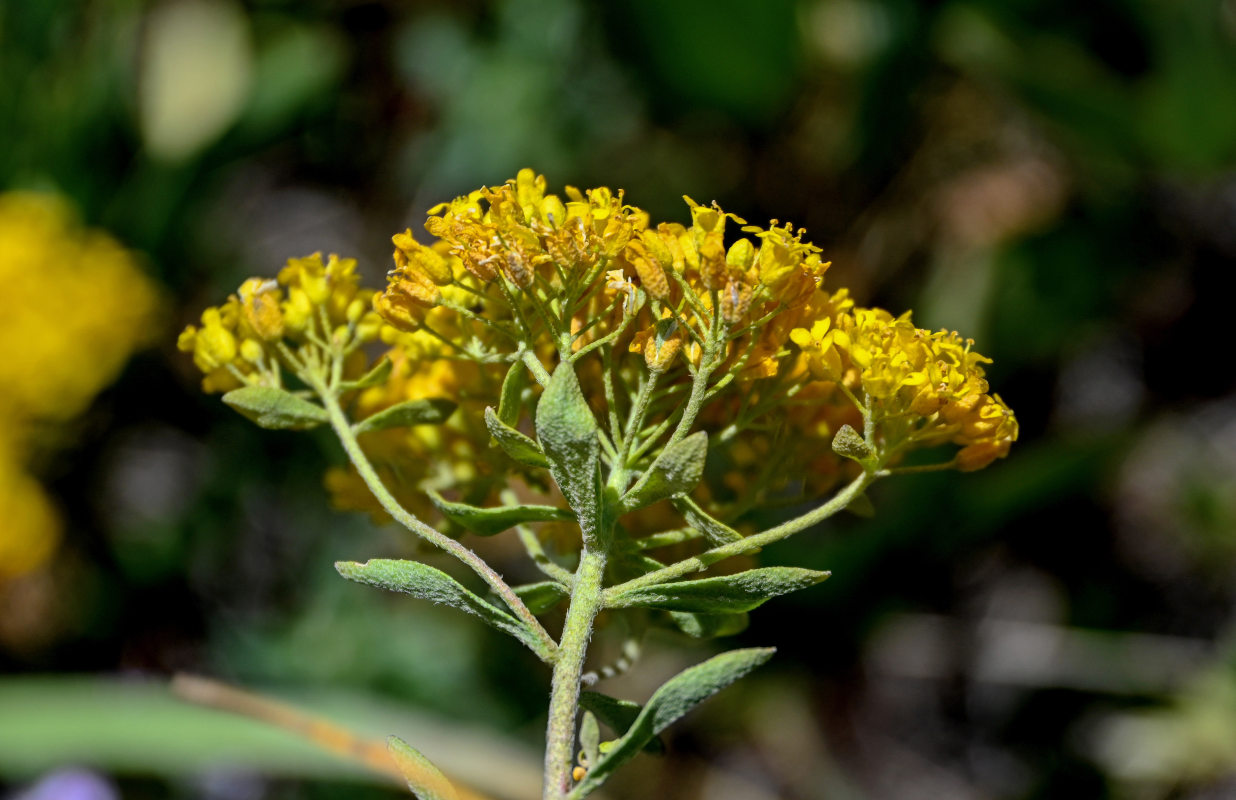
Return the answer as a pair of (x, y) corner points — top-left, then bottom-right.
(619, 359), (714, 503)
(522, 350), (553, 387)
(604, 471), (875, 598)
(516, 523), (575, 586)
(319, 390), (558, 663)
(617, 369), (659, 474)
(543, 547), (607, 799)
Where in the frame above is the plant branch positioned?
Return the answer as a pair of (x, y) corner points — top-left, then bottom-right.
(318, 389), (558, 663)
(604, 471), (876, 599)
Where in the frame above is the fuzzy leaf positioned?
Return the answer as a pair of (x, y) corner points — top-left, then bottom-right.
(831, 424), (872, 462)
(339, 356), (392, 393)
(512, 581), (569, 615)
(535, 362), (601, 535)
(335, 559), (542, 652)
(484, 406), (550, 468)
(671, 496), (743, 546)
(573, 648), (776, 795)
(668, 610), (750, 639)
(353, 398), (456, 435)
(387, 736), (459, 800)
(578, 692), (664, 754)
(579, 712), (600, 767)
(846, 491), (875, 517)
(498, 360), (530, 426)
(620, 432), (707, 513)
(609, 567), (830, 614)
(427, 490), (572, 537)
(222, 386), (328, 430)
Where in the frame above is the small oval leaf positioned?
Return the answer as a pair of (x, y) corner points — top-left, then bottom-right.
(671, 496), (743, 546)
(353, 398), (456, 435)
(498, 360), (531, 426)
(222, 385), (329, 430)
(579, 711), (600, 767)
(620, 432), (708, 514)
(512, 580), (570, 615)
(832, 424), (872, 462)
(846, 491), (875, 518)
(484, 407), (549, 468)
(535, 362), (602, 540)
(578, 692), (664, 754)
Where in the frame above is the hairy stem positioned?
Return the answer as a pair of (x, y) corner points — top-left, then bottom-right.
(543, 548), (607, 799)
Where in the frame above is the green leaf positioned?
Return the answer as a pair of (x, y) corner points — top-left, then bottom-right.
(579, 712), (600, 767)
(426, 490), (573, 537)
(535, 362), (601, 534)
(387, 736), (459, 800)
(671, 496), (743, 546)
(578, 692), (664, 754)
(222, 386), (329, 430)
(335, 559), (543, 653)
(668, 610), (750, 639)
(512, 581), (570, 615)
(846, 491), (875, 518)
(484, 407), (550, 468)
(609, 567), (830, 614)
(573, 648), (775, 795)
(353, 398), (456, 435)
(620, 432), (708, 513)
(831, 424), (872, 462)
(339, 355), (392, 392)
(498, 360), (530, 426)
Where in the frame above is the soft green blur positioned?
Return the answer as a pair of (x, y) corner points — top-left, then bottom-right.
(2, 0), (1235, 798)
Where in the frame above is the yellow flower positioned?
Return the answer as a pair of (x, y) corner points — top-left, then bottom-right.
(180, 170), (1017, 531)
(0, 191), (159, 578)
(0, 445), (60, 580)
(791, 295), (1018, 468)
(0, 192), (160, 422)
(179, 252), (389, 392)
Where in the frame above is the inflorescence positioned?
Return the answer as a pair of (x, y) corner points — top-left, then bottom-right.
(179, 169), (1017, 532)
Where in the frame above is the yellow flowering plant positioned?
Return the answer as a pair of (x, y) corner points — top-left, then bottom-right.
(179, 170), (1017, 799)
(0, 192), (159, 580)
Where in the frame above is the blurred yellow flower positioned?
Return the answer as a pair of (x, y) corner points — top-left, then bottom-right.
(0, 191), (160, 578)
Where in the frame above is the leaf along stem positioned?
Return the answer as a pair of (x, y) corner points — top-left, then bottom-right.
(603, 470), (876, 600)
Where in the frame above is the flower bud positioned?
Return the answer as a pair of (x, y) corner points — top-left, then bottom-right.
(625, 239), (670, 300)
(239, 338), (264, 363)
(643, 320), (683, 372)
(726, 238), (755, 271)
(720, 280), (753, 324)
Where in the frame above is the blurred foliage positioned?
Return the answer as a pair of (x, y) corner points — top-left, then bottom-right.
(1, 0), (1234, 798)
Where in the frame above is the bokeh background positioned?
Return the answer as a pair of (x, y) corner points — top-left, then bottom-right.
(2, 0), (1235, 798)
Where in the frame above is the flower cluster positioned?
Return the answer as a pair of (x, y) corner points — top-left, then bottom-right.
(177, 253), (386, 393)
(179, 170), (1016, 534)
(791, 297), (1019, 470)
(0, 192), (160, 578)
